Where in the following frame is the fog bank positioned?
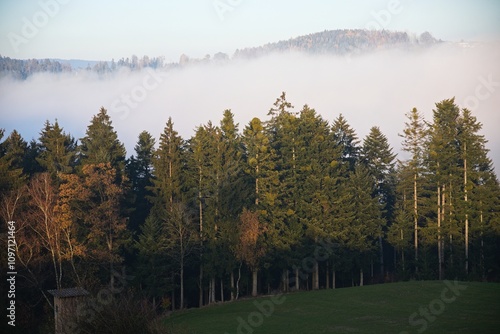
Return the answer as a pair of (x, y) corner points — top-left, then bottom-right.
(1, 42), (499, 171)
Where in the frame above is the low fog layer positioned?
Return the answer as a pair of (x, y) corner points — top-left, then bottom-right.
(1, 42), (499, 171)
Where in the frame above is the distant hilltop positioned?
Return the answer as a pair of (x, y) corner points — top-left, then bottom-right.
(1, 29), (443, 79)
(232, 29), (441, 59)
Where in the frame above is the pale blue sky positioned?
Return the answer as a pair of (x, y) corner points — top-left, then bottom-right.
(0, 0), (499, 61)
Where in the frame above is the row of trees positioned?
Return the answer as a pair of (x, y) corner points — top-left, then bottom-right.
(233, 30), (438, 58)
(0, 55), (169, 80)
(1, 94), (499, 331)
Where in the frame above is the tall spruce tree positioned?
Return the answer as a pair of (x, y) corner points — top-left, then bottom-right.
(331, 114), (360, 174)
(37, 120), (77, 179)
(190, 122), (223, 305)
(218, 110), (248, 300)
(0, 130), (28, 191)
(151, 118), (185, 215)
(296, 105), (332, 290)
(427, 98), (462, 279)
(362, 126), (397, 277)
(265, 92), (303, 290)
(135, 215), (169, 308)
(242, 116), (276, 296)
(126, 130), (155, 233)
(79, 107), (126, 176)
(399, 108), (428, 274)
(457, 108), (495, 275)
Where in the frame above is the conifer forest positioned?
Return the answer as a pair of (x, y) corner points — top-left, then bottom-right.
(1, 91), (499, 331)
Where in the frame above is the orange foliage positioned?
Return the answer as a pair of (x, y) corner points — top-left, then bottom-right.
(236, 208), (266, 270)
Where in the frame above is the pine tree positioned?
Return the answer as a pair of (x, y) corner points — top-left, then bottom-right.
(330, 164), (382, 286)
(296, 105), (332, 290)
(399, 108), (428, 274)
(190, 122), (223, 305)
(218, 110), (248, 300)
(242, 117), (276, 295)
(265, 92), (304, 290)
(126, 131), (155, 233)
(135, 215), (169, 308)
(0, 130), (28, 191)
(362, 126), (397, 277)
(427, 98), (462, 279)
(457, 108), (494, 275)
(331, 114), (360, 174)
(79, 107), (126, 176)
(151, 118), (185, 215)
(37, 120), (77, 178)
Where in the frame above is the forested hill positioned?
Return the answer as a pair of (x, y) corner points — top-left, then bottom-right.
(233, 29), (440, 58)
(0, 29), (441, 79)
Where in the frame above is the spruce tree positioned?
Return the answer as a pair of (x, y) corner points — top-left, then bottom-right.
(399, 108), (428, 274)
(0, 130), (28, 191)
(296, 105), (331, 290)
(126, 130), (155, 233)
(331, 114), (360, 174)
(151, 117), (185, 216)
(362, 126), (397, 277)
(135, 215), (169, 308)
(37, 120), (77, 179)
(242, 117), (276, 296)
(218, 110), (248, 299)
(457, 108), (495, 275)
(79, 107), (126, 176)
(427, 98), (462, 279)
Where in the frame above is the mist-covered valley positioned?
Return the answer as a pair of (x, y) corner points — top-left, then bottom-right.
(2, 41), (499, 169)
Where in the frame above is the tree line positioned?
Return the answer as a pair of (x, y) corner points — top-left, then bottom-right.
(0, 93), (499, 331)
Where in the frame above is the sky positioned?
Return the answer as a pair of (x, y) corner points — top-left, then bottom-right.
(0, 0), (499, 170)
(0, 0), (499, 61)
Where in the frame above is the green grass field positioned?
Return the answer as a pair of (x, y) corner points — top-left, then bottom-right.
(163, 281), (500, 334)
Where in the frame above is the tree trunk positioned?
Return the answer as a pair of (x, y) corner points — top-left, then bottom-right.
(199, 265), (203, 307)
(230, 270), (235, 301)
(437, 184), (443, 280)
(313, 260), (319, 290)
(401, 228), (405, 272)
(379, 236), (384, 277)
(360, 268), (364, 287)
(480, 205), (485, 281)
(332, 270), (336, 289)
(110, 260), (114, 291)
(371, 259), (374, 279)
(295, 268), (299, 291)
(171, 272), (175, 311)
(220, 278), (224, 302)
(283, 269), (289, 292)
(180, 261), (184, 309)
(236, 263), (241, 300)
(464, 143), (469, 275)
(414, 172), (418, 273)
(211, 276), (216, 303)
(251, 269), (258, 297)
(208, 278), (212, 304)
(199, 166), (204, 307)
(325, 261), (330, 289)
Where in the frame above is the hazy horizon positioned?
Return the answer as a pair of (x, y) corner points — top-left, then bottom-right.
(1, 41), (499, 173)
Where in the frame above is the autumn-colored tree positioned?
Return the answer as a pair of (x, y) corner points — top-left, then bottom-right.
(25, 173), (86, 288)
(80, 163), (128, 289)
(27, 173), (64, 288)
(236, 209), (266, 297)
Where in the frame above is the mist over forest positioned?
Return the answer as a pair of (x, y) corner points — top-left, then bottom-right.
(2, 41), (499, 170)
(1, 26), (500, 334)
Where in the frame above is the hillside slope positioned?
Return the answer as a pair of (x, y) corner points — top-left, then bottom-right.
(233, 29), (440, 59)
(164, 281), (500, 334)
